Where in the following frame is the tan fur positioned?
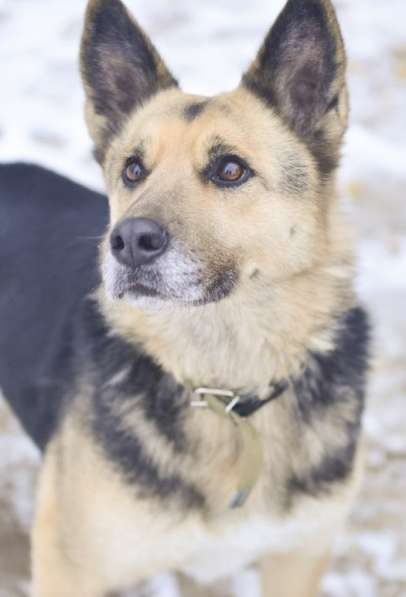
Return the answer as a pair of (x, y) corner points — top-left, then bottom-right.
(259, 547), (331, 597)
(32, 403), (364, 596)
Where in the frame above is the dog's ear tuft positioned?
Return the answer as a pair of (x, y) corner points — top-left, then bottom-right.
(81, 0), (177, 163)
(242, 0), (348, 175)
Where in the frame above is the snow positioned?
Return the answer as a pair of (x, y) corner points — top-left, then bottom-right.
(0, 0), (405, 595)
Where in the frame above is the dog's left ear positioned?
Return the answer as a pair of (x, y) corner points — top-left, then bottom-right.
(242, 0), (347, 174)
(81, 0), (177, 163)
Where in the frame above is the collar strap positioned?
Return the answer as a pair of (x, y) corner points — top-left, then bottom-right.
(191, 380), (288, 418)
(190, 380), (288, 510)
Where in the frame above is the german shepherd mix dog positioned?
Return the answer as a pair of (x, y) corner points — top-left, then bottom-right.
(0, 0), (369, 595)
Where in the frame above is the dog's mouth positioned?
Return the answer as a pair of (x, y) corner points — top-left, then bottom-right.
(102, 248), (237, 307)
(118, 280), (159, 300)
(117, 267), (166, 301)
(105, 260), (168, 302)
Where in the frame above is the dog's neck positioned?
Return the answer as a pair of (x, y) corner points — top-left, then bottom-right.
(98, 253), (354, 395)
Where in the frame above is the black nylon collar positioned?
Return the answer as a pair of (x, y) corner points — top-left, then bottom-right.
(192, 380), (289, 418)
(233, 380), (289, 417)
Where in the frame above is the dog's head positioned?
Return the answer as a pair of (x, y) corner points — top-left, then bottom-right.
(81, 0), (348, 308)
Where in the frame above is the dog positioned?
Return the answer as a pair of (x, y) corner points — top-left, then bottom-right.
(0, 0), (370, 595)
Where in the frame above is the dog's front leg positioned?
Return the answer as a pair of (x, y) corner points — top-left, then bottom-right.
(31, 445), (105, 597)
(259, 543), (331, 597)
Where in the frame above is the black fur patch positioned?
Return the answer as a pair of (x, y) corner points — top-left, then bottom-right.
(0, 164), (108, 449)
(78, 299), (189, 453)
(307, 129), (341, 178)
(183, 101), (209, 121)
(288, 441), (357, 496)
(288, 307), (370, 497)
(76, 298), (204, 508)
(93, 399), (204, 508)
(294, 308), (370, 418)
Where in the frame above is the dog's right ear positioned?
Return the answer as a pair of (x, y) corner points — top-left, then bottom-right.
(81, 0), (177, 163)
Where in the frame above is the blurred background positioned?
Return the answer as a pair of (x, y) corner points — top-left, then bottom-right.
(0, 0), (405, 596)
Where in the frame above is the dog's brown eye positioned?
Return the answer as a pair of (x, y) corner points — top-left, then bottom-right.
(123, 158), (145, 185)
(210, 155), (252, 188)
(218, 161), (245, 182)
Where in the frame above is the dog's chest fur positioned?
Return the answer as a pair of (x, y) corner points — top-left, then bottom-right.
(80, 300), (368, 507)
(56, 405), (361, 587)
(55, 413), (360, 587)
(51, 298), (370, 585)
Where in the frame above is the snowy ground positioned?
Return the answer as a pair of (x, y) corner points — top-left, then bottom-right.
(0, 0), (405, 595)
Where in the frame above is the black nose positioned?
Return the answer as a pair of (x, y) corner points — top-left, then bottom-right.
(110, 217), (169, 268)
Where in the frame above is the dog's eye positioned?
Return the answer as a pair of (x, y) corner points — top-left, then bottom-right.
(123, 158), (146, 186)
(211, 156), (251, 188)
(219, 161), (244, 182)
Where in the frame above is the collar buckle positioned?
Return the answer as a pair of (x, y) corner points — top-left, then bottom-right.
(191, 387), (241, 414)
